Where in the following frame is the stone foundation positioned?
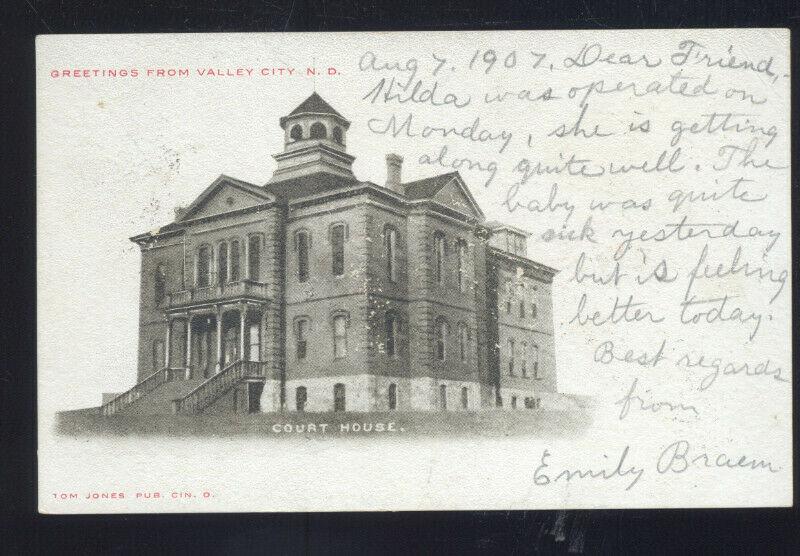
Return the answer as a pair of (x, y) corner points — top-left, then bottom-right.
(278, 375), (483, 413)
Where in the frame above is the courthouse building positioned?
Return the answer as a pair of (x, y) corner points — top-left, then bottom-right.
(102, 93), (558, 416)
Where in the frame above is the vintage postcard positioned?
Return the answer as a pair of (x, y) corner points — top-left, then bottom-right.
(37, 29), (791, 513)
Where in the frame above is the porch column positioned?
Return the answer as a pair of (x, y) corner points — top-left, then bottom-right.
(164, 317), (172, 369)
(215, 304), (223, 373)
(239, 302), (247, 362)
(185, 314), (193, 379)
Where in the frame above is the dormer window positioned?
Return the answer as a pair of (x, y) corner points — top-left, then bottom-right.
(310, 122), (327, 139)
(290, 124), (303, 141)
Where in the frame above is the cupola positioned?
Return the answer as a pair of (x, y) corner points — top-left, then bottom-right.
(270, 92), (356, 182)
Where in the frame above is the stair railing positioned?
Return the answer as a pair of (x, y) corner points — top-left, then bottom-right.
(172, 360), (266, 415)
(100, 368), (161, 416)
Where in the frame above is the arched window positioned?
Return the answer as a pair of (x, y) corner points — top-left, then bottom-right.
(388, 383), (397, 410)
(248, 234), (262, 281)
(333, 314), (348, 358)
(385, 312), (398, 357)
(217, 241), (228, 284)
(458, 323), (468, 362)
(384, 226), (398, 282)
(461, 386), (469, 409)
(196, 245), (212, 287)
(330, 223), (346, 276)
(456, 240), (467, 292)
(439, 384), (447, 410)
(519, 300), (526, 318)
(154, 263), (167, 305)
(511, 395), (518, 409)
(508, 338), (515, 375)
(295, 386), (307, 412)
(333, 383), (346, 411)
(332, 126), (343, 144)
(435, 318), (448, 361)
(230, 240), (241, 281)
(295, 230), (310, 282)
(290, 124), (303, 141)
(295, 318), (309, 360)
(532, 344), (540, 379)
(521, 341), (528, 377)
(434, 232), (446, 285)
(310, 122), (327, 139)
(531, 303), (538, 319)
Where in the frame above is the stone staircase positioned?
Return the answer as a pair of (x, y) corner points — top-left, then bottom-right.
(123, 378), (206, 416)
(100, 361), (267, 417)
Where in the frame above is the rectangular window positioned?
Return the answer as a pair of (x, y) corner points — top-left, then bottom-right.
(217, 243), (228, 284)
(511, 395), (517, 409)
(296, 386), (307, 412)
(521, 342), (528, 377)
(435, 234), (445, 285)
(435, 320), (447, 361)
(331, 225), (345, 276)
(248, 235), (262, 282)
(456, 241), (466, 292)
(385, 314), (397, 357)
(532, 345), (540, 379)
(296, 320), (308, 360)
(296, 232), (309, 282)
(248, 323), (260, 362)
(439, 384), (447, 410)
(197, 246), (211, 287)
(461, 386), (469, 409)
(520, 300), (525, 318)
(508, 339), (515, 375)
(459, 324), (468, 362)
(334, 383), (346, 411)
(333, 315), (348, 358)
(385, 228), (397, 282)
(152, 340), (165, 371)
(230, 241), (241, 281)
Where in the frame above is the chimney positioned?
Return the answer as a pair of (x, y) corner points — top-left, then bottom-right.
(385, 153), (403, 192)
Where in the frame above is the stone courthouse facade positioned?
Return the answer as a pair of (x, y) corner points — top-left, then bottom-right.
(106, 93), (557, 416)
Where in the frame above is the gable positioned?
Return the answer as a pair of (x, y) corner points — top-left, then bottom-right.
(432, 177), (484, 219)
(177, 175), (273, 222)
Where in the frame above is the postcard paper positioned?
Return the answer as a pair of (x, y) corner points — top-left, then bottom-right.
(37, 29), (791, 513)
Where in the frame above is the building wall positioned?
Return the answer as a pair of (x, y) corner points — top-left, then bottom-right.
(133, 182), (557, 413)
(491, 255), (557, 401)
(136, 238), (184, 382)
(284, 199), (370, 386)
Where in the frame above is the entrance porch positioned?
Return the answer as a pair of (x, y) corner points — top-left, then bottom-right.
(162, 301), (265, 380)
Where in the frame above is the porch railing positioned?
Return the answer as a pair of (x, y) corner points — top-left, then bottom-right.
(167, 280), (268, 307)
(99, 367), (187, 416)
(172, 360), (266, 415)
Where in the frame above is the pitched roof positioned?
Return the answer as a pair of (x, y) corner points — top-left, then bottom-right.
(402, 172), (460, 200)
(263, 172), (359, 202)
(288, 92), (344, 118)
(402, 171), (485, 220)
(176, 174), (273, 222)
